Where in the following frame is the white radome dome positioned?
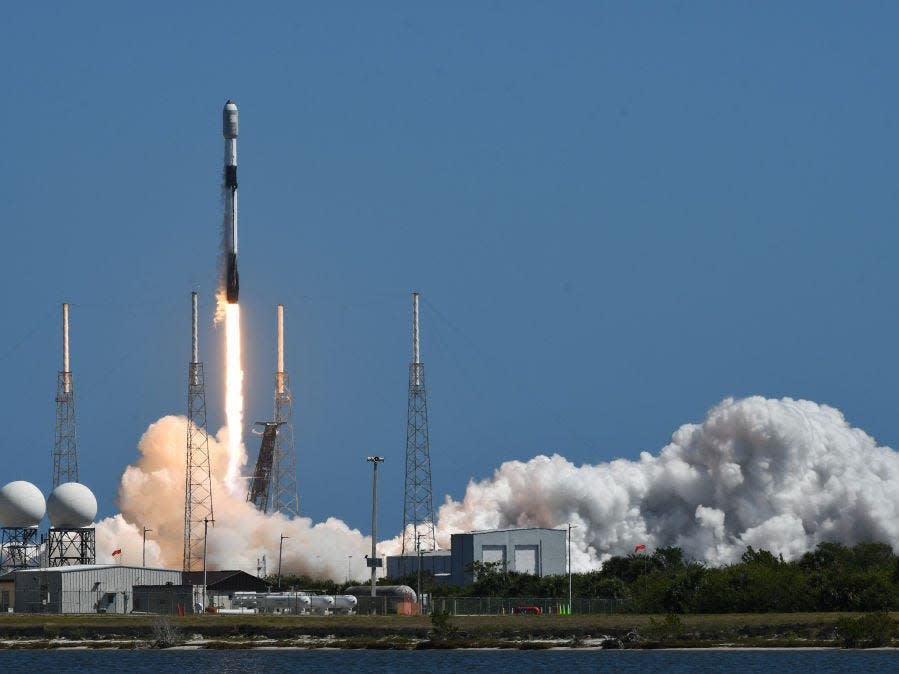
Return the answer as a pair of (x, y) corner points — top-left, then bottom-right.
(0, 481), (46, 528)
(47, 482), (97, 528)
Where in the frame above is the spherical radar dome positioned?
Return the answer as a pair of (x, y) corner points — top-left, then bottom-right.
(0, 481), (46, 527)
(47, 482), (97, 528)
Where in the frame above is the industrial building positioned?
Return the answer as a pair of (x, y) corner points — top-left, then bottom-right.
(386, 549), (452, 580)
(450, 528), (566, 585)
(14, 565), (183, 614)
(183, 569), (270, 609)
(386, 527), (567, 586)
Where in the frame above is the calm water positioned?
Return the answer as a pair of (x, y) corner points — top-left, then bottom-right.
(0, 649), (897, 672)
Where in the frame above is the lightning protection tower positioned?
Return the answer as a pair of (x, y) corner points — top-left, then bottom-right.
(183, 292), (214, 572)
(271, 304), (299, 516)
(52, 303), (78, 486)
(401, 292), (436, 560)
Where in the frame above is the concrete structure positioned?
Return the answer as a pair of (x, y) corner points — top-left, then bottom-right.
(450, 528), (566, 585)
(14, 565), (182, 613)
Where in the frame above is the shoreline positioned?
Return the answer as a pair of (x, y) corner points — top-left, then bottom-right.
(0, 611), (890, 650)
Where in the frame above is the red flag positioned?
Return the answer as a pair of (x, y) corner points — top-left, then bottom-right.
(111, 548), (122, 556)
(634, 544), (646, 553)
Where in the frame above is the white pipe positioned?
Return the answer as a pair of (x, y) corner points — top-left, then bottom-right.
(62, 303), (71, 393)
(277, 304), (285, 394)
(191, 292), (199, 363)
(412, 293), (420, 386)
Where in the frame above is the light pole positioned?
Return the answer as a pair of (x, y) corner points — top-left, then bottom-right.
(347, 555), (352, 584)
(278, 534), (289, 590)
(567, 523), (577, 616)
(202, 517), (214, 611)
(142, 527), (152, 568)
(416, 532), (423, 611)
(367, 456), (384, 599)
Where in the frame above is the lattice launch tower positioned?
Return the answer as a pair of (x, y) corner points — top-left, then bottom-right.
(183, 292), (214, 571)
(271, 304), (299, 516)
(52, 303), (78, 487)
(401, 292), (436, 556)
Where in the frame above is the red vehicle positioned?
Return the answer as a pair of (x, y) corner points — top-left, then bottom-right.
(514, 605), (542, 615)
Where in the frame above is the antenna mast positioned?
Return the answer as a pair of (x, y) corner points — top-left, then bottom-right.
(52, 303), (78, 486)
(401, 292), (436, 562)
(184, 292), (214, 571)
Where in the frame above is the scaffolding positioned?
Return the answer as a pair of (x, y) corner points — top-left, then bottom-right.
(247, 422), (281, 512)
(47, 527), (95, 566)
(0, 528), (41, 573)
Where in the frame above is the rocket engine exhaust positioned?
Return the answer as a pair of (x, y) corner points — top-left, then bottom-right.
(223, 100), (239, 304)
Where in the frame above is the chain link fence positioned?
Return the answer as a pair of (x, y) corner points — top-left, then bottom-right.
(431, 596), (628, 616)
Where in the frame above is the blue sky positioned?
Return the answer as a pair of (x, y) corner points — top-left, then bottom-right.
(2, 2), (899, 538)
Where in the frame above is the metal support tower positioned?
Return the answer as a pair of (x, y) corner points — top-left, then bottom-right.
(183, 292), (214, 572)
(401, 292), (436, 560)
(247, 421), (281, 512)
(47, 527), (95, 566)
(271, 304), (299, 516)
(0, 528), (41, 572)
(52, 303), (78, 486)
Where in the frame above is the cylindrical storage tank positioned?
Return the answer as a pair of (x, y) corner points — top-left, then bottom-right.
(344, 585), (417, 602)
(47, 482), (97, 528)
(0, 481), (46, 527)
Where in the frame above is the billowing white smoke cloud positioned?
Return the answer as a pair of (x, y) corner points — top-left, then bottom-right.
(427, 396), (899, 570)
(97, 396), (899, 578)
(95, 415), (373, 581)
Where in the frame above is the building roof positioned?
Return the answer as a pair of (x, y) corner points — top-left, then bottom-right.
(459, 527), (566, 535)
(14, 564), (180, 573)
(386, 549), (451, 559)
(182, 570), (268, 592)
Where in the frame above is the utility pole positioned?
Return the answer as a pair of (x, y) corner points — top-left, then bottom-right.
(347, 555), (352, 584)
(142, 527), (152, 567)
(567, 523), (576, 615)
(202, 516), (214, 610)
(367, 456), (384, 599)
(278, 533), (289, 590)
(416, 532), (423, 612)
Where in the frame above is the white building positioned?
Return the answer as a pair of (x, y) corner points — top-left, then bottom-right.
(450, 527), (567, 585)
(14, 565), (182, 613)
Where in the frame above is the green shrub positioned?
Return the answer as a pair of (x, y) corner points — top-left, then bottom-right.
(837, 612), (896, 648)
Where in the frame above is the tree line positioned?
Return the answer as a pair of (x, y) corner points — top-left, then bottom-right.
(387, 541), (899, 613)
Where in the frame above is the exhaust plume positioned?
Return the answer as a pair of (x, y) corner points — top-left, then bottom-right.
(96, 415), (372, 579)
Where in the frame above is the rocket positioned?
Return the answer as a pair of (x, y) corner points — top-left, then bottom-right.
(223, 99), (240, 303)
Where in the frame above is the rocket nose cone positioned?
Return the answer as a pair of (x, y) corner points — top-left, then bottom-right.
(223, 100), (239, 139)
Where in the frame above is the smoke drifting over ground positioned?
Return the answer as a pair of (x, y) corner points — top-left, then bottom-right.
(432, 396), (899, 569)
(97, 397), (899, 578)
